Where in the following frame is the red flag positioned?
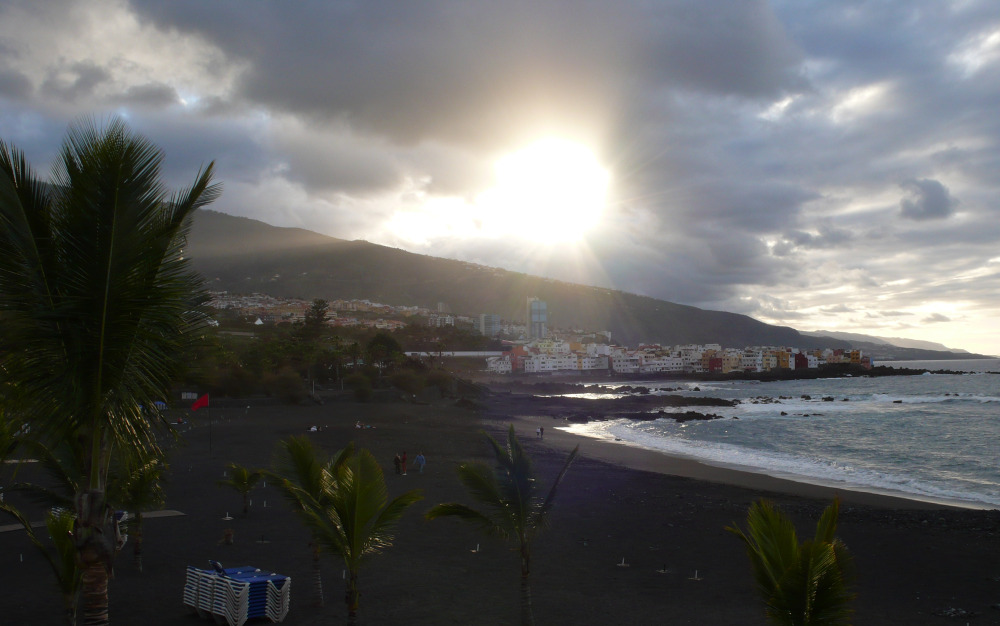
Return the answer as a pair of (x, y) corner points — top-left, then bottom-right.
(191, 394), (209, 411)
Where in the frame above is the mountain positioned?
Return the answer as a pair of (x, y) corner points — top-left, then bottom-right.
(184, 210), (849, 350)
(802, 331), (967, 353)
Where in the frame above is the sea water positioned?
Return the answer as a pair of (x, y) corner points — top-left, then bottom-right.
(558, 359), (1000, 509)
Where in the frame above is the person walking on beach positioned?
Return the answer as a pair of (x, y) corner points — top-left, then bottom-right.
(393, 453), (401, 475)
(415, 452), (426, 473)
(401, 451), (408, 475)
(540, 426), (544, 439)
(536, 427), (541, 438)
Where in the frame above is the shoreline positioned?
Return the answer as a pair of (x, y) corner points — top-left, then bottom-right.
(505, 414), (982, 511)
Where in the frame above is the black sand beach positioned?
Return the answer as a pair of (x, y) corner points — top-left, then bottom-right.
(2, 392), (1000, 625)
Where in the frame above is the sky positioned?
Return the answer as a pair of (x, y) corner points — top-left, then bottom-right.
(2, 1), (999, 355)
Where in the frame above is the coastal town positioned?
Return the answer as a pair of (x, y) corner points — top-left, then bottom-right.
(208, 292), (871, 376)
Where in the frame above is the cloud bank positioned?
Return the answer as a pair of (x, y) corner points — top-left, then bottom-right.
(2, 0), (999, 353)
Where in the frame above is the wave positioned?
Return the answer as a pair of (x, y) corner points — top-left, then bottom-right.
(561, 419), (1000, 508)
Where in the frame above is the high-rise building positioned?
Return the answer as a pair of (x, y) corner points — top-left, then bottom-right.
(526, 297), (547, 339)
(479, 313), (501, 338)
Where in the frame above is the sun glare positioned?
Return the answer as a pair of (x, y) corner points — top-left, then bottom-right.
(478, 138), (610, 242)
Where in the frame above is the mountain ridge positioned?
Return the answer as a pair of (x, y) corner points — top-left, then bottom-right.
(186, 210), (988, 359)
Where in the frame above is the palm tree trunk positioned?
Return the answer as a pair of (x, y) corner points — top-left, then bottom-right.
(63, 596), (77, 626)
(520, 548), (534, 626)
(76, 489), (113, 626)
(80, 550), (110, 625)
(346, 570), (360, 626)
(519, 574), (534, 626)
(311, 541), (324, 606)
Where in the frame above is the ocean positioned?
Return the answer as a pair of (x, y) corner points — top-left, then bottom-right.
(559, 359), (1000, 509)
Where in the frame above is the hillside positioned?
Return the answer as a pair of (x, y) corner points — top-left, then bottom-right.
(802, 330), (967, 353)
(184, 210), (848, 350)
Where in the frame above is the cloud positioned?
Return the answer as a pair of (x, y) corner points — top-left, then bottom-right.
(899, 178), (958, 220)
(0, 68), (32, 99)
(116, 82), (180, 108)
(922, 313), (951, 323)
(40, 60), (111, 103)
(2, 0), (1000, 354)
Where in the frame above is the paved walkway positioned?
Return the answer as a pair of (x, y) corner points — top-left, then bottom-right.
(0, 510), (185, 533)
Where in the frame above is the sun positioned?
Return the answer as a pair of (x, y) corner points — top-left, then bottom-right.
(478, 138), (610, 242)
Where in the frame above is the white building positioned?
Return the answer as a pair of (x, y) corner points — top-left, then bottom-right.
(523, 353), (579, 373)
(486, 355), (513, 374)
(638, 353), (683, 373)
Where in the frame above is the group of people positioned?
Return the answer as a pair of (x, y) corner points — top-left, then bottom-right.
(393, 451), (425, 475)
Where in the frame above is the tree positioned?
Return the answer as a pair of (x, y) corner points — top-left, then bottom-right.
(267, 440), (422, 624)
(218, 463), (262, 517)
(263, 436), (354, 607)
(108, 457), (166, 573)
(426, 425), (578, 625)
(366, 332), (403, 373)
(0, 117), (218, 625)
(0, 504), (82, 625)
(300, 298), (330, 341)
(726, 499), (855, 626)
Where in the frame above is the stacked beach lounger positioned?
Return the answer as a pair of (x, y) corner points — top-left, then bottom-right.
(183, 562), (291, 625)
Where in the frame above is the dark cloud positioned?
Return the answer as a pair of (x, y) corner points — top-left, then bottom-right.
(0, 68), (32, 99)
(116, 82), (180, 108)
(40, 60), (111, 103)
(899, 178), (958, 220)
(129, 0), (805, 149)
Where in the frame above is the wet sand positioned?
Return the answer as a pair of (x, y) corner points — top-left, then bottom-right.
(1, 394), (999, 625)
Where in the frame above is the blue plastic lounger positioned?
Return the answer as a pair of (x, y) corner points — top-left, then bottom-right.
(183, 561), (290, 625)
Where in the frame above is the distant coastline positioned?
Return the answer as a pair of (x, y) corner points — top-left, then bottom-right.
(475, 361), (999, 388)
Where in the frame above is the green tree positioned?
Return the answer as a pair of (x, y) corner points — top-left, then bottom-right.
(0, 505), (82, 625)
(267, 440), (422, 624)
(263, 436), (354, 607)
(0, 118), (218, 625)
(426, 425), (578, 625)
(366, 332), (403, 373)
(726, 499), (855, 626)
(218, 463), (262, 517)
(300, 298), (330, 341)
(108, 457), (166, 573)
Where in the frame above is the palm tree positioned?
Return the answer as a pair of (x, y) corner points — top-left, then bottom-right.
(267, 440), (422, 624)
(426, 425), (579, 626)
(218, 463), (262, 517)
(263, 436), (353, 606)
(726, 498), (855, 626)
(108, 457), (166, 573)
(0, 504), (82, 625)
(0, 118), (218, 625)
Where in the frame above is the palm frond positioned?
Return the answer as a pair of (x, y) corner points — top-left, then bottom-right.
(425, 503), (502, 535)
(533, 444), (578, 532)
(728, 499), (855, 626)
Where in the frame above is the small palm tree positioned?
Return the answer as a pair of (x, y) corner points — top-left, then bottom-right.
(268, 440), (422, 624)
(726, 498), (855, 626)
(218, 463), (262, 517)
(426, 425), (578, 626)
(108, 457), (166, 573)
(263, 436), (354, 606)
(0, 504), (81, 625)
